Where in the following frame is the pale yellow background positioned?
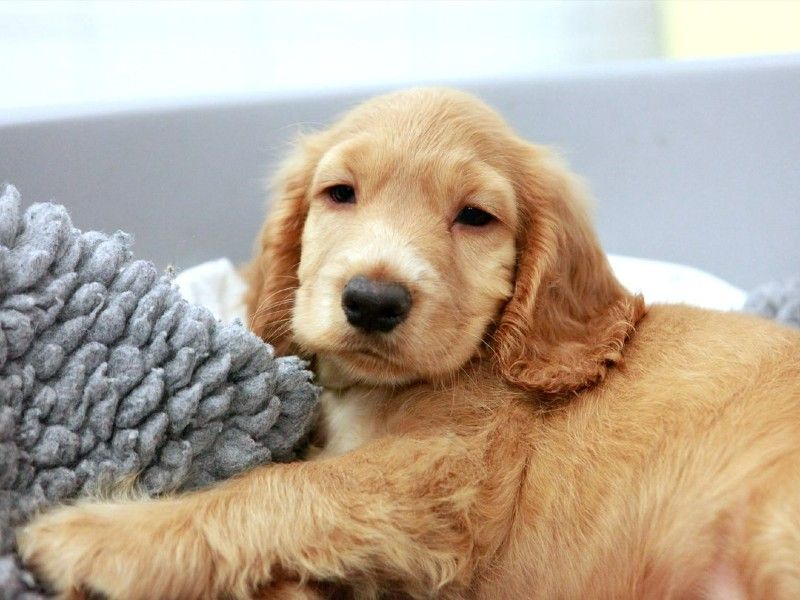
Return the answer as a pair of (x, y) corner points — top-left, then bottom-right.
(661, 0), (800, 58)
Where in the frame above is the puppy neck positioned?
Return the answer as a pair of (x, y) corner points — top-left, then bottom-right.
(312, 356), (394, 459)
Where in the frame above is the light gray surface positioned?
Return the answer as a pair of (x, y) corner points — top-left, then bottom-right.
(1, 55), (798, 288)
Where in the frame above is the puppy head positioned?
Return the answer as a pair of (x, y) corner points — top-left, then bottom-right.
(246, 89), (645, 393)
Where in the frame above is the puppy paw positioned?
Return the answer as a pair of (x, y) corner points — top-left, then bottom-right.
(18, 501), (215, 599)
(17, 504), (106, 596)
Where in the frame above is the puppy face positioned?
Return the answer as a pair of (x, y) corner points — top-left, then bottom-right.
(247, 89), (645, 394)
(293, 127), (518, 385)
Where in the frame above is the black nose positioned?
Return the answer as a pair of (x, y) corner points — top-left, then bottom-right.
(341, 276), (412, 333)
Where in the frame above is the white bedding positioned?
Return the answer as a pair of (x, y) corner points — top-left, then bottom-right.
(174, 255), (747, 326)
(606, 255), (746, 311)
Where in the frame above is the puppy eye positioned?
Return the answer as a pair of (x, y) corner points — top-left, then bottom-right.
(455, 206), (494, 227)
(327, 184), (356, 204)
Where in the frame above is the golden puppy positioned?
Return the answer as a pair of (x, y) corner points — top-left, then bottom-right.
(19, 89), (800, 599)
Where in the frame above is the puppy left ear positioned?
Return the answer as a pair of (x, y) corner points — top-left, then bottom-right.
(493, 144), (646, 396)
(243, 134), (325, 354)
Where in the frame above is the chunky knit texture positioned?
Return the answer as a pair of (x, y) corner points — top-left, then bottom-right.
(744, 277), (800, 328)
(0, 185), (319, 599)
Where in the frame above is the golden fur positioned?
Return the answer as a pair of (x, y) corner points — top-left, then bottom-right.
(18, 89), (800, 599)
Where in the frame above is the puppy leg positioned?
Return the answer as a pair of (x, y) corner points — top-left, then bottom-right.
(18, 435), (484, 599)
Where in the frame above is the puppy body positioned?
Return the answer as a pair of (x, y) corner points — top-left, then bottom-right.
(491, 305), (800, 599)
(310, 305), (800, 599)
(18, 89), (800, 599)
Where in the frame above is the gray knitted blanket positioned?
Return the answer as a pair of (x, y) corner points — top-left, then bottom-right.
(744, 277), (800, 328)
(0, 185), (319, 599)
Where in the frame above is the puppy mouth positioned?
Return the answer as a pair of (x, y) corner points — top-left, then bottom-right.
(334, 336), (408, 373)
(341, 340), (397, 364)
(335, 345), (417, 384)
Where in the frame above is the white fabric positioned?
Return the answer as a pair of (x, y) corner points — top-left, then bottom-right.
(174, 258), (248, 324)
(174, 255), (747, 325)
(607, 254), (746, 311)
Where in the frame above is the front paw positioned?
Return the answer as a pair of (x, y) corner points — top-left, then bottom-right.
(17, 504), (108, 596)
(18, 501), (215, 599)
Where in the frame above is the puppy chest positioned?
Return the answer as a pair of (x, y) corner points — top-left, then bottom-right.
(317, 388), (382, 458)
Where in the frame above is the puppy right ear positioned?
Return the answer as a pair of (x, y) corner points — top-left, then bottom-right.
(244, 135), (324, 353)
(492, 142), (646, 395)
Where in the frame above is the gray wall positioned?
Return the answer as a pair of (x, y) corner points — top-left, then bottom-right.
(1, 55), (798, 288)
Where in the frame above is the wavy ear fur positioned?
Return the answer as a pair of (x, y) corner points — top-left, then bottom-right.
(243, 135), (325, 354)
(494, 144), (646, 395)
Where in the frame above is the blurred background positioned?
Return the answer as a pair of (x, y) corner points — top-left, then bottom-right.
(2, 0), (799, 114)
(1, 0), (798, 290)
